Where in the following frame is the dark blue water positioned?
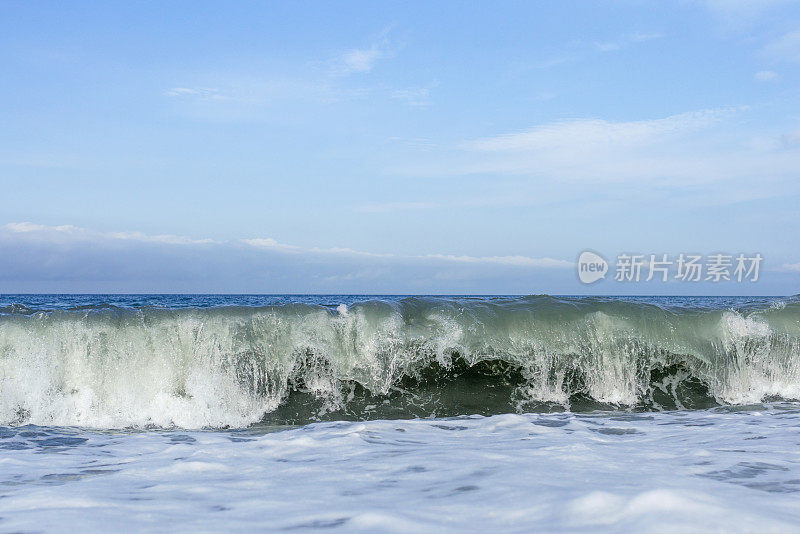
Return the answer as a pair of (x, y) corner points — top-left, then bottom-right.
(0, 293), (793, 313)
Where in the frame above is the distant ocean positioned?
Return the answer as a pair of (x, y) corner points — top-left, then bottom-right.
(1, 294), (799, 531)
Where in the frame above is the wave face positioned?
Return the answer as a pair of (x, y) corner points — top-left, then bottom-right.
(1, 295), (799, 428)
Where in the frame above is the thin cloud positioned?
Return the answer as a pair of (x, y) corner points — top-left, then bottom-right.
(594, 32), (662, 53)
(387, 106), (800, 205)
(357, 201), (440, 213)
(2, 222), (217, 245)
(423, 255), (571, 268)
(754, 70), (780, 81)
(246, 231), (571, 267)
(5, 222), (82, 234)
(165, 87), (227, 100)
(390, 87), (433, 107)
(702, 0), (795, 30)
(631, 32), (663, 42)
(241, 238), (302, 253)
(163, 32), (409, 118)
(329, 32), (395, 75)
(595, 42), (622, 52)
(2, 222), (572, 269)
(532, 55), (578, 69)
(2, 222), (792, 294)
(761, 29), (800, 63)
(464, 109), (729, 152)
(533, 31), (662, 70)
(335, 47), (384, 74)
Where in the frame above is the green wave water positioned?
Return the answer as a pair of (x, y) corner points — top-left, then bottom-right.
(1, 295), (799, 428)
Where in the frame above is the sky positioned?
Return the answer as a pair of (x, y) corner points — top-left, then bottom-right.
(1, 0), (799, 294)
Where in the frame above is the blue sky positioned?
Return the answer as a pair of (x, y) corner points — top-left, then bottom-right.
(1, 0), (799, 293)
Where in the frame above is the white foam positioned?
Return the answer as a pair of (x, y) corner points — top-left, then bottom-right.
(1, 407), (799, 532)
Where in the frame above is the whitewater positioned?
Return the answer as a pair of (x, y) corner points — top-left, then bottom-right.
(1, 295), (799, 532)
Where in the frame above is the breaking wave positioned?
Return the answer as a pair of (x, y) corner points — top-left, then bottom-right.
(1, 296), (799, 428)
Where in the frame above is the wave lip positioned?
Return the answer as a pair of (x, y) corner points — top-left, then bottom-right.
(1, 295), (799, 428)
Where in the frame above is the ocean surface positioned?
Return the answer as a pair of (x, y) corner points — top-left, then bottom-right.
(1, 294), (799, 531)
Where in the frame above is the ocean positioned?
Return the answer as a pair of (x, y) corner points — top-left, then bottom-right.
(1, 294), (799, 531)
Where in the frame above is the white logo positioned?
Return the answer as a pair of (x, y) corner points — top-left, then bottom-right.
(578, 251), (608, 284)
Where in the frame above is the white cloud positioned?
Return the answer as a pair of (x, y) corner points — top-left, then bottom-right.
(336, 47), (384, 73)
(532, 32), (661, 71)
(390, 87), (432, 107)
(702, 0), (794, 29)
(386, 107), (800, 206)
(5, 222), (81, 234)
(357, 201), (439, 213)
(241, 237), (302, 252)
(423, 255), (571, 268)
(1, 222), (572, 270)
(166, 87), (199, 96)
(754, 70), (780, 81)
(247, 235), (572, 267)
(329, 27), (396, 75)
(594, 32), (662, 53)
(108, 231), (217, 245)
(762, 30), (800, 63)
(165, 87), (227, 100)
(163, 32), (406, 118)
(4, 222), (793, 294)
(356, 192), (548, 214)
(631, 32), (663, 42)
(532, 55), (578, 69)
(464, 109), (728, 152)
(2, 222), (217, 245)
(330, 34), (395, 75)
(782, 129), (800, 146)
(247, 235), (573, 268)
(595, 42), (621, 52)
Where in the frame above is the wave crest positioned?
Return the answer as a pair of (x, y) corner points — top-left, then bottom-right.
(1, 296), (799, 428)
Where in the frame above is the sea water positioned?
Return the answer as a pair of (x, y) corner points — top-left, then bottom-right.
(0, 295), (799, 531)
